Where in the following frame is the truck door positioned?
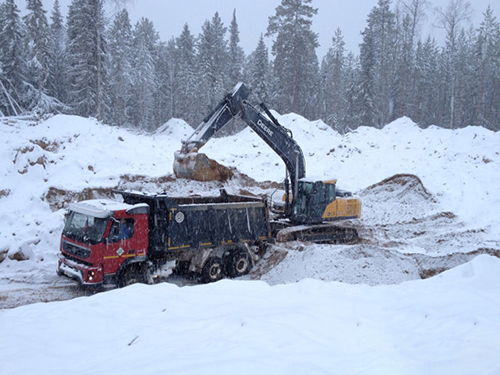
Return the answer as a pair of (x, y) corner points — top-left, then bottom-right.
(103, 218), (138, 275)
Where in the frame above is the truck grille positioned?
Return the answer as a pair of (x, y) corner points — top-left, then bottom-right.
(62, 241), (91, 259)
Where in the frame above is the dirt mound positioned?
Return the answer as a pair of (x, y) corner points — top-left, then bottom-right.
(44, 186), (115, 211)
(358, 174), (438, 226)
(362, 174), (436, 203)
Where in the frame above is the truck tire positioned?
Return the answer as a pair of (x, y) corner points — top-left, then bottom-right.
(201, 256), (224, 283)
(226, 250), (252, 278)
(118, 264), (147, 287)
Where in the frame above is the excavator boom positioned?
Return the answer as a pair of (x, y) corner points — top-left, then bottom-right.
(173, 82), (361, 234)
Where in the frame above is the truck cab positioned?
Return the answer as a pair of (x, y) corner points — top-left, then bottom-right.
(57, 199), (149, 286)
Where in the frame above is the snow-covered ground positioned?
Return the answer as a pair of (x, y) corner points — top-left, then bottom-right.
(1, 113), (499, 373)
(1, 255), (500, 375)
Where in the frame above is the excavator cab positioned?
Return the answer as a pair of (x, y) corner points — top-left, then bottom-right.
(292, 179), (361, 224)
(293, 180), (335, 224)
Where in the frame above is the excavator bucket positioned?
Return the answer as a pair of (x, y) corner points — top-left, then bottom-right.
(173, 152), (234, 182)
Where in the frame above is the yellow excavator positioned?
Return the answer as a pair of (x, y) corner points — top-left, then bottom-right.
(174, 83), (361, 243)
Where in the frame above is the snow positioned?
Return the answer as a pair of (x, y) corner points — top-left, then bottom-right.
(1, 113), (500, 373)
(1, 256), (500, 374)
(69, 199), (132, 218)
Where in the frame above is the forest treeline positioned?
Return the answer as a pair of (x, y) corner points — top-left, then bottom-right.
(0, 0), (499, 132)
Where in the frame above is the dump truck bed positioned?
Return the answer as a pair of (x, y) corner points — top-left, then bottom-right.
(115, 190), (270, 255)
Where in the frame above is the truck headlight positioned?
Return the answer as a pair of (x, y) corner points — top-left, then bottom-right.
(88, 270), (95, 281)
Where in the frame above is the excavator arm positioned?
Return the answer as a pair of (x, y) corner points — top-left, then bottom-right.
(174, 83), (305, 200)
(239, 100), (305, 197)
(179, 83), (250, 154)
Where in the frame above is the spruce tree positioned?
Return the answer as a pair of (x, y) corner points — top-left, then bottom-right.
(266, 0), (319, 119)
(197, 12), (228, 111)
(0, 0), (25, 115)
(392, 0), (428, 120)
(475, 6), (500, 130)
(245, 34), (271, 104)
(155, 39), (174, 127)
(228, 9), (245, 85)
(320, 28), (348, 133)
(23, 0), (50, 112)
(359, 0), (397, 127)
(66, 0), (108, 120)
(47, 0), (68, 104)
(414, 37), (441, 126)
(175, 23), (199, 125)
(108, 8), (133, 126)
(436, 0), (473, 128)
(129, 17), (158, 130)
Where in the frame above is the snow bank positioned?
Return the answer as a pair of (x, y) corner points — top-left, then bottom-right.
(1, 255), (499, 374)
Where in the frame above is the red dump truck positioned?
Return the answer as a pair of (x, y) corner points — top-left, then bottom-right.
(57, 190), (270, 287)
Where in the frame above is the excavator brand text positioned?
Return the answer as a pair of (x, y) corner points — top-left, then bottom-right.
(257, 119), (274, 137)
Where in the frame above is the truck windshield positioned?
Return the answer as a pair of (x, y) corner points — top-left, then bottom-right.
(63, 211), (108, 245)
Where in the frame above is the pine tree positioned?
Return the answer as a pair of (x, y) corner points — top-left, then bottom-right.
(392, 0), (428, 121)
(245, 34), (271, 104)
(0, 0), (25, 116)
(47, 0), (68, 104)
(155, 39), (174, 128)
(436, 0), (473, 128)
(266, 0), (319, 119)
(129, 17), (158, 130)
(175, 23), (199, 125)
(453, 27), (476, 127)
(320, 28), (348, 133)
(66, 0), (108, 120)
(344, 52), (365, 130)
(359, 0), (397, 127)
(23, 0), (50, 112)
(474, 6), (500, 130)
(414, 37), (441, 126)
(228, 9), (245, 85)
(107, 8), (133, 126)
(197, 12), (228, 112)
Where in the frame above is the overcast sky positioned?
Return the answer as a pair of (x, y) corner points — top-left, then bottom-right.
(35, 0), (499, 58)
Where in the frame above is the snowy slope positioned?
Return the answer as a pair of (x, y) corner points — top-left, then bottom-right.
(1, 113), (500, 374)
(1, 113), (499, 286)
(1, 255), (500, 375)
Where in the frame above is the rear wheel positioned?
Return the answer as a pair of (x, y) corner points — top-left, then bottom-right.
(201, 257), (224, 283)
(226, 250), (252, 278)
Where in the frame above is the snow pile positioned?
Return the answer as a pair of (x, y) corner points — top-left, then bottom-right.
(154, 117), (194, 139)
(1, 255), (500, 374)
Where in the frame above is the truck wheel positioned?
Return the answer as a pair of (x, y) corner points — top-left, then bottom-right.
(202, 257), (223, 283)
(227, 251), (252, 278)
(118, 264), (147, 287)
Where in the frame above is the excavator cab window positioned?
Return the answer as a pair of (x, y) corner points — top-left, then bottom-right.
(294, 181), (312, 217)
(294, 180), (338, 223)
(325, 183), (336, 203)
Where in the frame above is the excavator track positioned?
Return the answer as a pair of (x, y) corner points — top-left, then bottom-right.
(273, 222), (359, 244)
